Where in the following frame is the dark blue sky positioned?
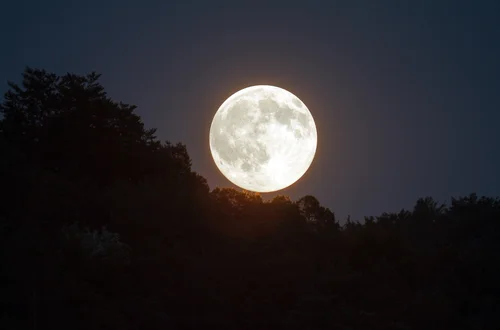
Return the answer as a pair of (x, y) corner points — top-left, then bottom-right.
(1, 0), (499, 221)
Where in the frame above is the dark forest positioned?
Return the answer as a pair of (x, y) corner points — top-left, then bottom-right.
(1, 68), (499, 329)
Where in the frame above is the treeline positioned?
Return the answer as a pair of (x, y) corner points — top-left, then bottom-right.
(1, 68), (499, 329)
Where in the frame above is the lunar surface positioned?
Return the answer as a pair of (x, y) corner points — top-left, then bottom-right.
(209, 85), (317, 193)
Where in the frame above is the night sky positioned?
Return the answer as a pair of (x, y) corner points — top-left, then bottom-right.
(2, 0), (499, 221)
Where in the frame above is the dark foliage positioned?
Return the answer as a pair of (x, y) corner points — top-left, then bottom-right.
(1, 68), (499, 329)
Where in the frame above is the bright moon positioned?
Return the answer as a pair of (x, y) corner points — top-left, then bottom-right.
(209, 85), (317, 192)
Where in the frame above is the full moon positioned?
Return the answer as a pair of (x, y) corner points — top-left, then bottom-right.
(209, 85), (317, 193)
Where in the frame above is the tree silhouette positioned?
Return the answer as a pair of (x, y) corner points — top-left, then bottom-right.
(1, 67), (499, 330)
(0, 67), (187, 186)
(296, 195), (339, 231)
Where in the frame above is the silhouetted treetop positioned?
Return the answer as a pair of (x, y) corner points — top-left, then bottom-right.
(0, 67), (194, 186)
(297, 195), (339, 231)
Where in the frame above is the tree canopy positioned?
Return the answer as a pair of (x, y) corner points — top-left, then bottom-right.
(1, 67), (499, 330)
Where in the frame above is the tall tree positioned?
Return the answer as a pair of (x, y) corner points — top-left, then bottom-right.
(0, 67), (163, 185)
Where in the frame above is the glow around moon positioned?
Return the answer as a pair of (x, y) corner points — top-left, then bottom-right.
(209, 85), (317, 193)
